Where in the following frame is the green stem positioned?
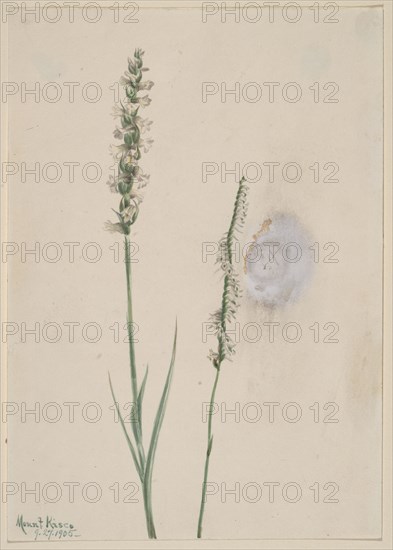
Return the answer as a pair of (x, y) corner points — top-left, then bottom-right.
(143, 475), (157, 539)
(197, 365), (221, 538)
(197, 178), (248, 538)
(124, 235), (145, 469)
(124, 235), (157, 539)
(125, 234), (157, 539)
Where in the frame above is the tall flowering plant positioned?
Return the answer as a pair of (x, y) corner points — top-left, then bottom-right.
(106, 49), (177, 539)
(197, 178), (249, 538)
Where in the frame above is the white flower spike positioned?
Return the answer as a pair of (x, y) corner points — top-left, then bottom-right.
(105, 49), (153, 236)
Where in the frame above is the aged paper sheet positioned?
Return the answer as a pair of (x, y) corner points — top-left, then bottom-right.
(1, 1), (391, 548)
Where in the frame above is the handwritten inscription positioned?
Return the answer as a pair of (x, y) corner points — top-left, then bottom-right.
(16, 515), (80, 540)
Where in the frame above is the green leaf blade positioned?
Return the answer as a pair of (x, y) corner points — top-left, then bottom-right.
(144, 321), (177, 490)
(108, 372), (143, 481)
(137, 364), (149, 437)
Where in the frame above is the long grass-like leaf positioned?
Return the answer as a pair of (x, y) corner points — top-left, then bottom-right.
(108, 372), (142, 481)
(137, 365), (149, 437)
(144, 322), (177, 497)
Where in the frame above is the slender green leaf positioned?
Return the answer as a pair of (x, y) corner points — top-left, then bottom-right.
(137, 364), (149, 437)
(108, 372), (142, 481)
(144, 322), (177, 494)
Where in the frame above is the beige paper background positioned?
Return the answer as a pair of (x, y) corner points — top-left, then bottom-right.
(1, 1), (391, 548)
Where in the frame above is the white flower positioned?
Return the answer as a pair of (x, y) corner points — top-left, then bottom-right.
(123, 151), (138, 166)
(122, 204), (138, 223)
(107, 175), (118, 193)
(137, 95), (151, 108)
(113, 127), (124, 140)
(138, 80), (154, 91)
(120, 71), (138, 86)
(135, 116), (153, 134)
(132, 166), (150, 188)
(105, 221), (124, 234)
(139, 137), (154, 153)
(110, 143), (129, 160)
(111, 105), (124, 118)
(114, 118), (151, 140)
(114, 124), (135, 140)
(111, 102), (138, 119)
(126, 101), (140, 115)
(130, 188), (144, 203)
(136, 172), (150, 189)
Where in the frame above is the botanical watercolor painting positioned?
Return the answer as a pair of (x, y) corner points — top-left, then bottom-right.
(1, 2), (389, 548)
(106, 49), (177, 539)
